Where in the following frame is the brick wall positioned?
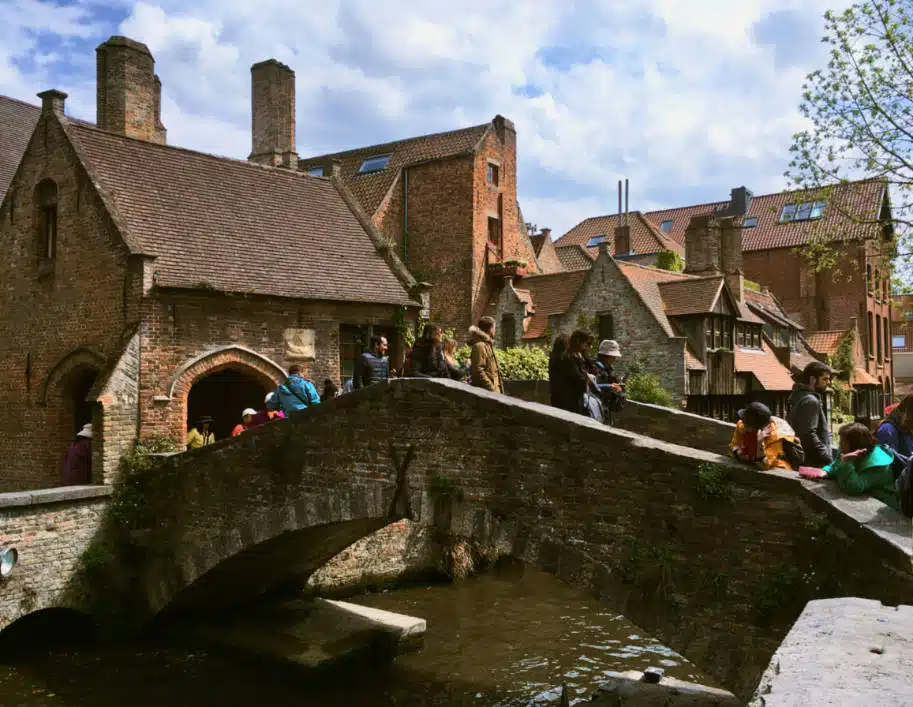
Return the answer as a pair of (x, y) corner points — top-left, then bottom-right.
(0, 112), (132, 490)
(554, 250), (687, 401)
(138, 290), (404, 444)
(0, 486), (111, 630)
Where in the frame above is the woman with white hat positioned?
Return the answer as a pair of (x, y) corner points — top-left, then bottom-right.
(62, 423), (92, 485)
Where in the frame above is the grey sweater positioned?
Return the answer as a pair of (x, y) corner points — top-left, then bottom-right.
(787, 384), (833, 467)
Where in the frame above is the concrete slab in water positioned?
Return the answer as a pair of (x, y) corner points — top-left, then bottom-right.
(588, 669), (739, 706)
(751, 597), (913, 706)
(180, 597), (425, 670)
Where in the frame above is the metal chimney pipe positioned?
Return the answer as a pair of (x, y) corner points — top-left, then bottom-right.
(617, 180), (622, 227)
(624, 178), (629, 226)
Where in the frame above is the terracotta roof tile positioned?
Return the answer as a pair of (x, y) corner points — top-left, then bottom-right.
(642, 179), (886, 252)
(299, 122), (490, 216)
(616, 261), (692, 337)
(555, 211), (684, 258)
(805, 330), (846, 356)
(555, 244), (595, 271)
(745, 287), (804, 330)
(67, 123), (414, 305)
(853, 367), (880, 386)
(685, 346), (706, 371)
(735, 342), (795, 391)
(658, 277), (724, 316)
(521, 269), (589, 339)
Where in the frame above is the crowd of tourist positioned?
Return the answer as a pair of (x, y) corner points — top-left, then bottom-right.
(59, 319), (913, 519)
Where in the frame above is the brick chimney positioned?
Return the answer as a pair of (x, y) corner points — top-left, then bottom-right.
(729, 186), (753, 216)
(614, 226), (631, 256)
(684, 215), (720, 276)
(249, 59), (298, 169)
(540, 228), (552, 240)
(719, 216), (744, 303)
(493, 114), (516, 145)
(37, 89), (67, 117)
(96, 36), (166, 144)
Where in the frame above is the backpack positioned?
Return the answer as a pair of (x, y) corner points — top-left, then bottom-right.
(781, 437), (805, 469)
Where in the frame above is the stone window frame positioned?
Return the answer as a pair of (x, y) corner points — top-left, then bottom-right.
(487, 161), (500, 187)
(34, 178), (59, 276)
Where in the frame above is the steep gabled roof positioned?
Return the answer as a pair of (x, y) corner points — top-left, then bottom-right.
(555, 244), (596, 271)
(520, 269), (590, 339)
(642, 179), (886, 252)
(658, 277), (725, 317)
(734, 343), (795, 391)
(66, 122), (415, 305)
(616, 261), (692, 337)
(805, 330), (846, 356)
(745, 287), (804, 331)
(555, 211), (684, 259)
(0, 95), (94, 205)
(298, 122), (491, 217)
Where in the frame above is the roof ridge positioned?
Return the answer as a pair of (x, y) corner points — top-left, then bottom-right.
(69, 123), (328, 184)
(301, 120), (492, 162)
(617, 260), (694, 278)
(0, 94), (42, 111)
(523, 268), (591, 281)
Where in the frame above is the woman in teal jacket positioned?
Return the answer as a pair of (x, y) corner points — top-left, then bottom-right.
(825, 422), (900, 512)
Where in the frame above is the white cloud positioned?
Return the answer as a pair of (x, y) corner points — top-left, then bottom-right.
(0, 0), (857, 236)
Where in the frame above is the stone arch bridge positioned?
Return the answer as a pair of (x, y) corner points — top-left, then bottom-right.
(1, 379), (911, 699)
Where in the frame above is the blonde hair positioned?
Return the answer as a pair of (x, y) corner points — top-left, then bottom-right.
(443, 338), (458, 364)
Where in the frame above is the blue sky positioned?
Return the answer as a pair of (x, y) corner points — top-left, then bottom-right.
(0, 0), (850, 236)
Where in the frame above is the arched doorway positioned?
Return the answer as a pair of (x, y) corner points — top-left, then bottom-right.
(187, 367), (271, 441)
(66, 367), (97, 436)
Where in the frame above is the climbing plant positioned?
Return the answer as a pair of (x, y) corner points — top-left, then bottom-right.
(655, 249), (683, 272)
(827, 329), (856, 418)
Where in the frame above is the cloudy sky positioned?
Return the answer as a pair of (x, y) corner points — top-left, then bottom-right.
(0, 0), (850, 236)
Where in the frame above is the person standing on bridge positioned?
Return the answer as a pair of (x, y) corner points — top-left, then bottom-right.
(353, 335), (389, 389)
(552, 329), (596, 415)
(469, 317), (503, 393)
(269, 364), (321, 416)
(62, 423), (92, 485)
(231, 409), (258, 437)
(787, 361), (835, 468)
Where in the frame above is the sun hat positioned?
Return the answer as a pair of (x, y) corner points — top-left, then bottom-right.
(76, 423), (92, 439)
(597, 340), (622, 357)
(242, 408), (257, 417)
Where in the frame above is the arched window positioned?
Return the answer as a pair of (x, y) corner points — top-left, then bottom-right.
(35, 179), (58, 260)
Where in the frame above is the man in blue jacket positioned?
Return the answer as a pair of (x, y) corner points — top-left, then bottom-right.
(268, 364), (321, 415)
(353, 335), (389, 389)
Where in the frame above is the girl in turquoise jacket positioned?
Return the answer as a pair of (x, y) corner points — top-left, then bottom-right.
(825, 422), (900, 513)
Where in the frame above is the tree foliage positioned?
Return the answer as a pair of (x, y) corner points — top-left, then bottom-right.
(455, 344), (550, 381)
(655, 249), (684, 272)
(788, 0), (911, 282)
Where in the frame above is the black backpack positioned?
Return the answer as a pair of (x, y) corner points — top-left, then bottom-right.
(781, 437), (805, 469)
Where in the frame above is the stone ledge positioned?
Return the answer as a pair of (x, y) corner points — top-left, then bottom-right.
(0, 484), (112, 509)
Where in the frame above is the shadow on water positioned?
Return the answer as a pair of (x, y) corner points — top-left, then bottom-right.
(0, 557), (707, 706)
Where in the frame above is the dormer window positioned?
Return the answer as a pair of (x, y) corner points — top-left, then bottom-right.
(358, 155), (391, 173)
(307, 166), (324, 177)
(660, 219), (673, 232)
(35, 179), (58, 261)
(743, 216), (758, 228)
(779, 200), (826, 223)
(586, 235), (606, 248)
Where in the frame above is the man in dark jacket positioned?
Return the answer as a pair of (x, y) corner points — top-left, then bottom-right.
(353, 335), (389, 389)
(787, 361), (835, 467)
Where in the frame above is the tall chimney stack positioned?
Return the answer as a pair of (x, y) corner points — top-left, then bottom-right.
(719, 216), (744, 303)
(249, 60), (298, 169)
(683, 215), (721, 276)
(96, 36), (166, 144)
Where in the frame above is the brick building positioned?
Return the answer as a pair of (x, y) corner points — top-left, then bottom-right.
(298, 115), (543, 337)
(557, 182), (896, 409)
(497, 215), (810, 419)
(0, 37), (423, 491)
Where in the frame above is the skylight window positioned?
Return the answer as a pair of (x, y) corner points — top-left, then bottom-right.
(307, 166), (324, 177)
(779, 200), (827, 223)
(586, 235), (606, 248)
(358, 155), (391, 173)
(743, 216), (758, 228)
(660, 219), (673, 233)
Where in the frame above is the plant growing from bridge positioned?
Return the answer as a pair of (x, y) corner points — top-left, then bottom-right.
(110, 438), (181, 531)
(755, 567), (802, 625)
(696, 463), (731, 501)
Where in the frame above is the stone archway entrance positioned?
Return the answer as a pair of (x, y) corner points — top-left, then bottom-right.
(67, 368), (97, 437)
(187, 367), (271, 441)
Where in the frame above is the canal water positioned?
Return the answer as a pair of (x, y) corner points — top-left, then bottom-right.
(0, 561), (705, 705)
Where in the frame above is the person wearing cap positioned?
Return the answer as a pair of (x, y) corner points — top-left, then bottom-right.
(62, 423), (92, 485)
(232, 408), (258, 437)
(787, 361), (835, 467)
(248, 393), (286, 428)
(593, 340), (623, 392)
(187, 416), (215, 449)
(730, 402), (802, 471)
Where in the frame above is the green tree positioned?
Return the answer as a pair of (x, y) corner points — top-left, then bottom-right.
(655, 249), (684, 272)
(788, 0), (911, 284)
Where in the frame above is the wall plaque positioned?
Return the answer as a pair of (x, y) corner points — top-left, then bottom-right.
(283, 328), (315, 359)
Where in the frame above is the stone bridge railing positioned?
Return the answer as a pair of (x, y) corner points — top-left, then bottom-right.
(1, 379), (910, 701)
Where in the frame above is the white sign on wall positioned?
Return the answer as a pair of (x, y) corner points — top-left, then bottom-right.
(284, 328), (316, 360)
